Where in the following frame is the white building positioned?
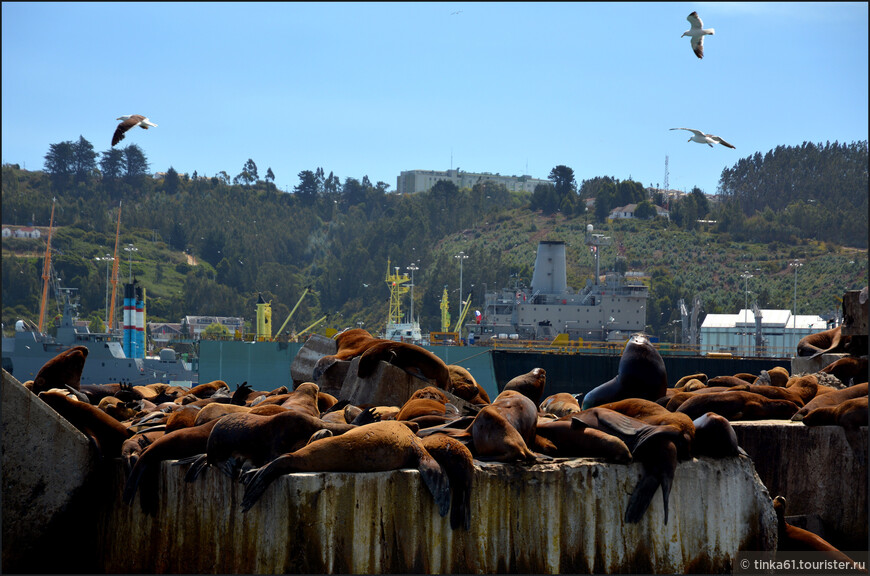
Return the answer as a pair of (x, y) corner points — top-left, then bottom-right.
(700, 308), (831, 358)
(396, 169), (549, 195)
(183, 315), (245, 339)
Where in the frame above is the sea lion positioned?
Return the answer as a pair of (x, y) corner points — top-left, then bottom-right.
(535, 417), (631, 461)
(596, 398), (695, 459)
(31, 346), (88, 395)
(121, 429), (166, 473)
(791, 382), (867, 420)
(185, 380), (230, 399)
(193, 402), (287, 426)
(733, 373), (757, 384)
(239, 421), (451, 517)
(38, 388), (132, 458)
(773, 496), (859, 564)
(582, 333), (667, 410)
(571, 408), (681, 524)
(165, 405), (201, 432)
(539, 393), (582, 418)
(681, 379), (707, 392)
(98, 396), (143, 422)
(311, 328), (386, 381)
(503, 368), (547, 405)
(317, 391), (339, 413)
(356, 341), (451, 390)
(470, 405), (537, 462)
(706, 375), (754, 388)
(691, 412), (745, 458)
(800, 395), (869, 465)
(447, 364), (491, 404)
(797, 326), (853, 358)
(664, 385), (750, 412)
(674, 373), (707, 389)
(745, 384), (807, 407)
(753, 366), (790, 388)
(821, 357), (869, 386)
(278, 382), (322, 418)
(420, 434), (474, 530)
(783, 374), (819, 405)
(193, 409), (358, 481)
(79, 382), (144, 404)
(675, 390), (799, 421)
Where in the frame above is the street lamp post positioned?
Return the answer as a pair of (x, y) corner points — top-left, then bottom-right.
(789, 260), (802, 330)
(454, 251), (469, 321)
(407, 263), (419, 323)
(740, 271), (753, 355)
(124, 244), (138, 282)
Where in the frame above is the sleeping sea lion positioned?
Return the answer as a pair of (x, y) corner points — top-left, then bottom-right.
(357, 341), (451, 389)
(535, 417), (631, 461)
(447, 364), (491, 404)
(773, 496), (860, 564)
(596, 398), (695, 459)
(582, 334), (667, 409)
(675, 390), (799, 421)
(791, 382), (867, 421)
(38, 388), (132, 458)
(691, 412), (745, 458)
(539, 393), (582, 418)
(239, 421), (451, 518)
(820, 357), (869, 386)
(797, 326), (853, 358)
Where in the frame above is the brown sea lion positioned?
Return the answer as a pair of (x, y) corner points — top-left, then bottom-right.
(38, 388), (132, 457)
(691, 412), (745, 458)
(447, 364), (491, 404)
(165, 405), (201, 432)
(239, 421), (451, 518)
(471, 405), (537, 462)
(121, 429), (166, 473)
(681, 379), (707, 392)
(571, 408), (681, 524)
(539, 393), (582, 418)
(675, 390), (799, 421)
(773, 496), (859, 564)
(311, 328), (386, 381)
(98, 396), (143, 422)
(31, 346), (88, 395)
(791, 382), (867, 420)
(745, 384), (807, 407)
(194, 409), (358, 480)
(783, 374), (819, 405)
(356, 341), (451, 390)
(733, 373), (757, 384)
(582, 333), (667, 409)
(420, 434), (474, 530)
(664, 385), (750, 412)
(279, 382), (322, 418)
(801, 396), (869, 427)
(753, 366), (790, 388)
(596, 398), (695, 459)
(797, 326), (852, 358)
(821, 357), (869, 386)
(674, 373), (707, 389)
(535, 417), (631, 461)
(396, 397), (452, 422)
(706, 375), (754, 388)
(317, 391), (339, 413)
(79, 382), (144, 404)
(503, 368), (547, 405)
(193, 402), (287, 426)
(185, 380), (230, 399)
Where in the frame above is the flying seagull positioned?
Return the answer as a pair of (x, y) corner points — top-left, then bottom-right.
(681, 11), (714, 59)
(112, 114), (157, 146)
(670, 128), (735, 149)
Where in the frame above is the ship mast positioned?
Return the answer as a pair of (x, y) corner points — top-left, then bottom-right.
(107, 201), (122, 334)
(37, 198), (56, 333)
(385, 258), (410, 326)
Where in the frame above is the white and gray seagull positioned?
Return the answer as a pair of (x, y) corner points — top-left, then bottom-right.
(681, 11), (714, 59)
(670, 128), (736, 149)
(112, 115), (158, 146)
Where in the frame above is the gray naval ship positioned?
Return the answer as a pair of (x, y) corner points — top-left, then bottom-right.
(2, 287), (197, 385)
(468, 232), (649, 343)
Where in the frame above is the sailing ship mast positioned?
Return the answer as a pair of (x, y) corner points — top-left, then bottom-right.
(37, 198), (56, 333)
(108, 201), (122, 334)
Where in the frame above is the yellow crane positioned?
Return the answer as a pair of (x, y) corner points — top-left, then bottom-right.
(385, 258), (411, 326)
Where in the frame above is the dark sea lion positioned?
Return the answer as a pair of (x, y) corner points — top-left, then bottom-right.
(535, 417), (631, 461)
(165, 405), (201, 432)
(675, 390), (799, 421)
(539, 392), (582, 418)
(674, 373), (707, 388)
(471, 405), (537, 462)
(31, 346), (88, 395)
(821, 357), (869, 386)
(317, 391), (339, 413)
(745, 384), (807, 407)
(239, 421), (451, 517)
(706, 375), (754, 388)
(773, 496), (860, 565)
(596, 398), (695, 459)
(420, 434), (474, 530)
(357, 341), (451, 389)
(447, 364), (491, 404)
(311, 328), (386, 381)
(571, 408), (681, 524)
(121, 429), (166, 473)
(79, 382), (144, 404)
(489, 390), (539, 447)
(397, 397), (452, 422)
(664, 385), (750, 412)
(800, 395), (868, 465)
(791, 382), (867, 420)
(229, 382), (253, 405)
(797, 326), (852, 358)
(503, 368), (547, 405)
(732, 373), (757, 384)
(196, 409), (358, 480)
(38, 388), (132, 458)
(691, 412), (745, 458)
(98, 396), (143, 422)
(123, 419), (222, 514)
(582, 333), (667, 409)
(753, 366), (790, 388)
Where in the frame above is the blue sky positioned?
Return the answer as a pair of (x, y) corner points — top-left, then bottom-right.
(3, 2), (868, 197)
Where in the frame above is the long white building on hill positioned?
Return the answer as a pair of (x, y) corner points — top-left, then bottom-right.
(396, 169), (549, 194)
(700, 309), (831, 358)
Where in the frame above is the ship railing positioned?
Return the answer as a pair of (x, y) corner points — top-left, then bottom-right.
(490, 338), (796, 359)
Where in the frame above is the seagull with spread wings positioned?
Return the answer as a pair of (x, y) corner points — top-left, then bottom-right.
(112, 115), (158, 146)
(670, 128), (735, 149)
(681, 11), (714, 59)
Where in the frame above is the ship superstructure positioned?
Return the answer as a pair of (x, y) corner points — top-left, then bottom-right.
(384, 258), (423, 344)
(470, 234), (649, 342)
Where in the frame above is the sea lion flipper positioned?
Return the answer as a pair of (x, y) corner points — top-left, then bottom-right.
(180, 454), (209, 483)
(417, 455), (451, 518)
(624, 473), (661, 524)
(240, 458), (288, 512)
(307, 429), (333, 445)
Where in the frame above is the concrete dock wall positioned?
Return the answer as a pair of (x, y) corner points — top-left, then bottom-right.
(101, 456), (774, 574)
(732, 420), (868, 551)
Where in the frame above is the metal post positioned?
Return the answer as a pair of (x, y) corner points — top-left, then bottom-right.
(740, 271), (753, 356)
(455, 252), (468, 321)
(407, 263), (419, 322)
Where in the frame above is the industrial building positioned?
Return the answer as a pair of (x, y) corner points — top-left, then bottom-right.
(396, 169), (549, 195)
(700, 309), (831, 358)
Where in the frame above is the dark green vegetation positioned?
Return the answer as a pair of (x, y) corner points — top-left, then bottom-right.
(2, 139), (867, 339)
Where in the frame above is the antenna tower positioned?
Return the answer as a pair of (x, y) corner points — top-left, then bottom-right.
(663, 155), (670, 209)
